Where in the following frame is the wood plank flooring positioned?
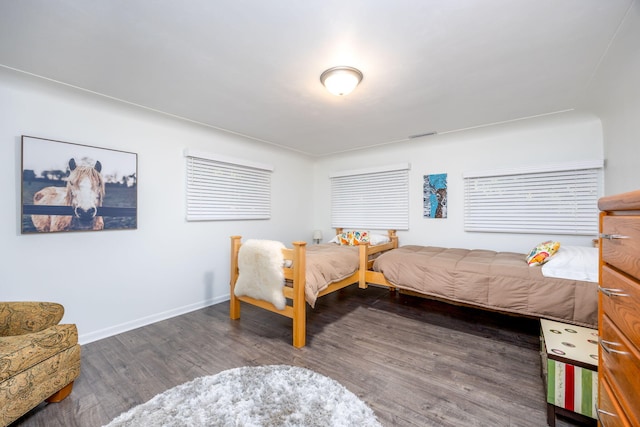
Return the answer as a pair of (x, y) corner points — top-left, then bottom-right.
(12, 286), (587, 426)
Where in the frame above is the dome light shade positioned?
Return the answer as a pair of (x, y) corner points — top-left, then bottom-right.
(320, 66), (363, 96)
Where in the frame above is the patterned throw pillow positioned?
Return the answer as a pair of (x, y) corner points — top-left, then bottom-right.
(526, 240), (561, 266)
(337, 230), (370, 246)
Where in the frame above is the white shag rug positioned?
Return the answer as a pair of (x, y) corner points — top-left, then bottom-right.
(103, 365), (382, 427)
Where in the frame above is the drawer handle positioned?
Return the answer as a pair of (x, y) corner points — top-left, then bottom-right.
(600, 233), (630, 240)
(599, 287), (630, 298)
(599, 338), (629, 355)
(596, 407), (617, 426)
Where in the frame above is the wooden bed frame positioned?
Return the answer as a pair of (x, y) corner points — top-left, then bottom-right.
(229, 229), (397, 348)
(365, 264), (395, 289)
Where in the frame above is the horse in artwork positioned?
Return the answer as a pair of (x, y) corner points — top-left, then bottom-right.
(31, 158), (106, 232)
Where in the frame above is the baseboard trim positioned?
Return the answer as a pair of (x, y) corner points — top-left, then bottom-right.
(79, 295), (229, 345)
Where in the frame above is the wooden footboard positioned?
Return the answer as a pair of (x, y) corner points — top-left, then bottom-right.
(230, 236), (308, 347)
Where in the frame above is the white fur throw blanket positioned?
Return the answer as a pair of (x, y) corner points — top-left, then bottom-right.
(234, 239), (287, 310)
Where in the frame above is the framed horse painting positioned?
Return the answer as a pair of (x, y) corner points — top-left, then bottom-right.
(21, 136), (137, 234)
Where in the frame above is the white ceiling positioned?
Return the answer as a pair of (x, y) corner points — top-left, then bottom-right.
(0, 1), (633, 156)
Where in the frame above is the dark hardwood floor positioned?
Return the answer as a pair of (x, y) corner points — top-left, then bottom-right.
(13, 286), (587, 426)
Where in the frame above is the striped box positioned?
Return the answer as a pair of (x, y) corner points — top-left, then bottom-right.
(540, 319), (598, 426)
(547, 358), (598, 417)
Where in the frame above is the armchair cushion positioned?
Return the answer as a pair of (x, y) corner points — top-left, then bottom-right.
(0, 324), (78, 382)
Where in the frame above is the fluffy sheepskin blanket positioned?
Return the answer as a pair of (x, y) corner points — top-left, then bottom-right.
(234, 239), (287, 310)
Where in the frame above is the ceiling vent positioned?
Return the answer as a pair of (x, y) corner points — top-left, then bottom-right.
(408, 132), (438, 139)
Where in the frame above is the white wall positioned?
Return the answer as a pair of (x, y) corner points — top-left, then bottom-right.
(581, 0), (640, 195)
(313, 111), (604, 254)
(0, 67), (314, 344)
(2, 43), (619, 345)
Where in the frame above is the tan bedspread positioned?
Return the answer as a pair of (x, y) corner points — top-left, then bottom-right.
(373, 245), (598, 327)
(303, 244), (359, 307)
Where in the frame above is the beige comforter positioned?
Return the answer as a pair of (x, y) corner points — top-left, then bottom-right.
(303, 244), (359, 307)
(373, 245), (598, 327)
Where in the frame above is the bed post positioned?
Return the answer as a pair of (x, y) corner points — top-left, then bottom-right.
(388, 230), (398, 294)
(388, 229), (398, 248)
(292, 241), (307, 348)
(230, 236), (242, 320)
(359, 243), (368, 289)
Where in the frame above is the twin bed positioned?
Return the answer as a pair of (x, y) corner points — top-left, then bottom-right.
(368, 245), (598, 328)
(230, 231), (599, 347)
(229, 229), (398, 348)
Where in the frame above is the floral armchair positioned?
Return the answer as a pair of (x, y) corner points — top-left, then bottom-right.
(0, 302), (80, 427)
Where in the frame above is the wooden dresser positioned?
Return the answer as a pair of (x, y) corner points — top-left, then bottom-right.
(597, 190), (640, 426)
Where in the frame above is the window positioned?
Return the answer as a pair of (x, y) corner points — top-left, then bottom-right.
(185, 149), (273, 221)
(463, 160), (603, 235)
(330, 163), (410, 230)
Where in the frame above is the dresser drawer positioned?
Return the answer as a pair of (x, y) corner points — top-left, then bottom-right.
(601, 266), (640, 346)
(600, 316), (640, 426)
(602, 215), (640, 280)
(598, 377), (632, 427)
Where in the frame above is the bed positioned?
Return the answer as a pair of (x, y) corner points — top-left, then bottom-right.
(229, 229), (398, 347)
(367, 244), (598, 327)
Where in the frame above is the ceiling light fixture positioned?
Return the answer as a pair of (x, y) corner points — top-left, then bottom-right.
(320, 66), (363, 96)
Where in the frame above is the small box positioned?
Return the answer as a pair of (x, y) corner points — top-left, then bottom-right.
(540, 319), (598, 426)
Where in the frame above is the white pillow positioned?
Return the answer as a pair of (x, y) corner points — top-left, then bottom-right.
(369, 233), (391, 246)
(541, 245), (598, 283)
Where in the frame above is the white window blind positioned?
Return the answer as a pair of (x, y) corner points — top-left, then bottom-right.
(330, 163), (410, 230)
(463, 161), (603, 235)
(185, 150), (273, 221)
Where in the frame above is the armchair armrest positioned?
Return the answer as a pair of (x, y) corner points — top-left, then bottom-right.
(0, 324), (78, 382)
(0, 302), (64, 337)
